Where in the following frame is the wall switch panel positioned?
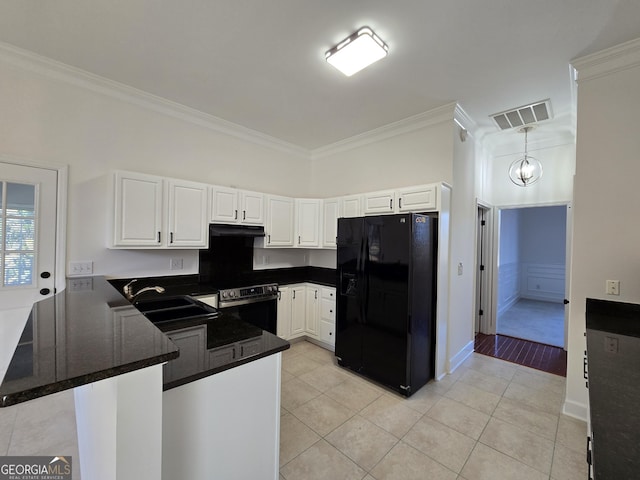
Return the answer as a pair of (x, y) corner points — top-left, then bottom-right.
(604, 336), (619, 353)
(606, 280), (620, 295)
(170, 258), (184, 270)
(69, 261), (93, 276)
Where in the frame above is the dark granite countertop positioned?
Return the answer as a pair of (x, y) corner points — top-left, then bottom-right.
(0, 275), (290, 406)
(0, 277), (178, 407)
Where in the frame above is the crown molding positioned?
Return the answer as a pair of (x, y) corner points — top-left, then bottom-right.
(571, 36), (640, 83)
(0, 42), (309, 158)
(311, 102), (457, 159)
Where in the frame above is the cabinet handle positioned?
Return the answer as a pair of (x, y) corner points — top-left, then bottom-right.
(234, 209), (238, 220)
(298, 235), (301, 245)
(330, 309), (333, 313)
(293, 290), (296, 299)
(315, 290), (318, 299)
(399, 198), (402, 209)
(170, 232), (174, 244)
(389, 199), (393, 210)
(268, 234), (271, 244)
(157, 231), (161, 243)
(243, 210), (246, 221)
(232, 348), (236, 360)
(278, 290), (281, 300)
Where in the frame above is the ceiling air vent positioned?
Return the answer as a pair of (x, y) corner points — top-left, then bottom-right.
(490, 99), (553, 130)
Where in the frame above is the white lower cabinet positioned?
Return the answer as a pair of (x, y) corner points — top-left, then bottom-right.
(164, 325), (206, 382)
(276, 283), (335, 348)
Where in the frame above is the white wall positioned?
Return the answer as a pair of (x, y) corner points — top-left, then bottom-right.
(566, 39), (640, 420)
(0, 56), (309, 278)
(520, 206), (566, 265)
(447, 123), (477, 370)
(486, 143), (575, 207)
(497, 209), (521, 313)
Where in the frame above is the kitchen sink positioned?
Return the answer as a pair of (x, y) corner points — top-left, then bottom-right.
(134, 295), (218, 324)
(134, 296), (194, 312)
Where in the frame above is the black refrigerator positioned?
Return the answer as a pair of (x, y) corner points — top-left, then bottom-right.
(335, 213), (438, 397)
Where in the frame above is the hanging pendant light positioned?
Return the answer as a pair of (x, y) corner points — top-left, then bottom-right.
(508, 126), (543, 187)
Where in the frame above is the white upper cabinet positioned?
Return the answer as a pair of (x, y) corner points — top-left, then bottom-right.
(322, 198), (341, 249)
(167, 180), (209, 247)
(113, 171), (163, 247)
(295, 199), (321, 248)
(341, 195), (362, 218)
(363, 189), (396, 215)
(397, 184), (437, 212)
(264, 195), (294, 247)
(112, 171), (207, 248)
(240, 190), (265, 225)
(210, 186), (264, 225)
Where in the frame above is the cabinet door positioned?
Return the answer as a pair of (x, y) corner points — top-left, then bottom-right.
(319, 287), (336, 346)
(113, 171), (163, 247)
(342, 195), (362, 218)
(240, 190), (264, 225)
(295, 199), (321, 248)
(265, 195), (294, 247)
(305, 286), (319, 338)
(322, 198), (341, 248)
(276, 287), (292, 339)
(210, 186), (239, 223)
(397, 185), (437, 212)
(363, 189), (396, 215)
(167, 180), (208, 247)
(164, 326), (206, 382)
(290, 286), (306, 336)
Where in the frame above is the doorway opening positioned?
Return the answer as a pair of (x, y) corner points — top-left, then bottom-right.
(495, 205), (567, 348)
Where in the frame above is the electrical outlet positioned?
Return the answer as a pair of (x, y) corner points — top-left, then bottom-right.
(604, 336), (619, 353)
(170, 258), (183, 270)
(606, 280), (620, 295)
(69, 277), (93, 291)
(457, 262), (463, 276)
(69, 261), (93, 276)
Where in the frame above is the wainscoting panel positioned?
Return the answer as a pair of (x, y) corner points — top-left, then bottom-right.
(498, 262), (520, 315)
(521, 263), (565, 302)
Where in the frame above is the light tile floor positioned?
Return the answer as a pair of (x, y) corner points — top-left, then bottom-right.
(280, 340), (587, 480)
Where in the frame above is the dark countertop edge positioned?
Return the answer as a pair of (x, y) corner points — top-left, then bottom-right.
(163, 340), (290, 391)
(586, 298), (640, 337)
(1, 350), (179, 408)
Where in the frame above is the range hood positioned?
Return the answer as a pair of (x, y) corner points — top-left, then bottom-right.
(209, 223), (265, 237)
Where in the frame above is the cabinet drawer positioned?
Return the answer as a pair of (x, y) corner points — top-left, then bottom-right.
(319, 320), (335, 345)
(321, 298), (335, 320)
(321, 287), (336, 300)
(209, 344), (236, 368)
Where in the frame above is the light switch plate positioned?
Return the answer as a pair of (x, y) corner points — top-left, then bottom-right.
(606, 280), (620, 295)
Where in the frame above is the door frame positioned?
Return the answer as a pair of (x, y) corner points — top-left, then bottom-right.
(490, 201), (572, 348)
(474, 199), (495, 335)
(0, 154), (68, 296)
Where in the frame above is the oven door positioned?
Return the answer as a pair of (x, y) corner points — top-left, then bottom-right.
(218, 298), (277, 335)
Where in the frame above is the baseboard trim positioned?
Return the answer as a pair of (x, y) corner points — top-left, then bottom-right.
(562, 399), (588, 422)
(448, 340), (475, 374)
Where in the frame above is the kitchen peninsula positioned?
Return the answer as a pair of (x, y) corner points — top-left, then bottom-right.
(0, 276), (289, 480)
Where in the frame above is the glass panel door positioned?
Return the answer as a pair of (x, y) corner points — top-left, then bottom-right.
(1, 182), (36, 286)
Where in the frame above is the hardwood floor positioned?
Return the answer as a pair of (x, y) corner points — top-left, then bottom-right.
(474, 333), (567, 377)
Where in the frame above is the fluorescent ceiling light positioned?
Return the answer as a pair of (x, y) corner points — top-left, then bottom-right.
(325, 27), (388, 77)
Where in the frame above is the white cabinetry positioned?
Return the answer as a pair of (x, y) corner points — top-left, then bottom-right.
(112, 171), (208, 248)
(397, 184), (437, 212)
(363, 189), (396, 215)
(276, 286), (291, 338)
(276, 283), (335, 349)
(305, 286), (319, 338)
(264, 195), (294, 247)
(342, 195), (362, 218)
(290, 286), (307, 337)
(164, 325), (206, 382)
(210, 186), (264, 225)
(319, 287), (336, 347)
(295, 199), (321, 248)
(167, 180), (209, 247)
(322, 198), (341, 248)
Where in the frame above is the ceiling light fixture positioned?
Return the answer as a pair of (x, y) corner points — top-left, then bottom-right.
(325, 27), (388, 77)
(508, 126), (543, 187)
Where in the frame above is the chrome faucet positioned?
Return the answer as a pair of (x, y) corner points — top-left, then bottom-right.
(123, 279), (165, 302)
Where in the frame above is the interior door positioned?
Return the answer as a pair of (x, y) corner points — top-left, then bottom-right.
(0, 163), (57, 308)
(361, 215), (411, 389)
